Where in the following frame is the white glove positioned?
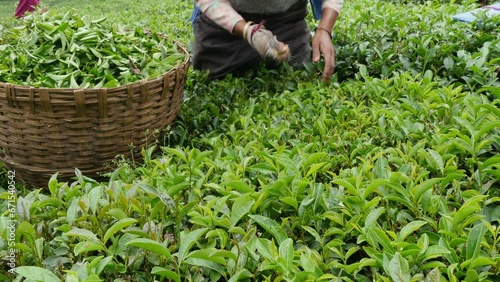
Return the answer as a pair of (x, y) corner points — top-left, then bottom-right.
(245, 23), (290, 63)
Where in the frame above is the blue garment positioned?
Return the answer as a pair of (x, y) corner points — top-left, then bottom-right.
(190, 0), (322, 30)
(190, 5), (202, 31)
(310, 0), (322, 20)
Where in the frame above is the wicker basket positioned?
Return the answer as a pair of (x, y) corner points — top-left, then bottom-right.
(0, 42), (190, 188)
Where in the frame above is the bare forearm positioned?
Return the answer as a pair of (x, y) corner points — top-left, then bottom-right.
(232, 20), (246, 37)
(322, 0), (343, 17)
(317, 7), (338, 33)
(318, 0), (342, 32)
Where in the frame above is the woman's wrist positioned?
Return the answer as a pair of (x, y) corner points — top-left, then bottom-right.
(315, 27), (332, 40)
(242, 21), (254, 39)
(232, 20), (246, 38)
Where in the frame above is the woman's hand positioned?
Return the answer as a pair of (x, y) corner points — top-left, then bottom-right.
(246, 23), (290, 63)
(233, 20), (290, 63)
(312, 7), (339, 83)
(312, 29), (335, 83)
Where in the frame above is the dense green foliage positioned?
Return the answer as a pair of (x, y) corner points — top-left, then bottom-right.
(1, 0), (499, 281)
(0, 10), (185, 88)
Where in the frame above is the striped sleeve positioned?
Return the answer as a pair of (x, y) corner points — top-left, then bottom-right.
(195, 0), (244, 33)
(322, 0), (343, 15)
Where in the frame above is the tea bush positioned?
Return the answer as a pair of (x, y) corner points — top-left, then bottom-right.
(1, 0), (499, 281)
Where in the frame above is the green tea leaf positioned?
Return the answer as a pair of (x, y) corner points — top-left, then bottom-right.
(466, 223), (487, 261)
(423, 245), (451, 260)
(166, 148), (189, 164)
(15, 266), (61, 282)
(256, 238), (278, 262)
(208, 249), (238, 261)
(452, 206), (481, 230)
(388, 252), (410, 282)
(279, 238), (294, 270)
(177, 228), (208, 262)
(426, 149), (444, 174)
(302, 225), (323, 245)
(453, 116), (474, 136)
(88, 186), (102, 215)
(166, 183), (190, 197)
(249, 215), (287, 245)
(65, 228), (99, 242)
(17, 221), (36, 243)
(106, 208), (127, 220)
(332, 179), (357, 195)
(364, 207), (384, 229)
(223, 181), (254, 193)
(303, 152), (327, 168)
(464, 269), (479, 282)
(103, 218), (137, 243)
(230, 193), (255, 227)
(228, 269), (253, 282)
(192, 150), (213, 168)
(16, 196), (30, 221)
(74, 241), (106, 256)
(34, 238), (44, 262)
(398, 221), (427, 242)
(367, 228), (394, 254)
(411, 178), (441, 204)
(137, 183), (160, 195)
(151, 267), (180, 282)
(95, 256), (113, 276)
(280, 196), (298, 209)
(67, 198), (80, 226)
(443, 57), (454, 70)
(363, 179), (390, 199)
(189, 259), (227, 275)
(424, 267), (441, 282)
(300, 252), (316, 273)
(481, 155), (500, 170)
(470, 257), (495, 268)
(82, 275), (101, 282)
(126, 238), (172, 259)
(88, 256), (105, 269)
(187, 249), (226, 264)
(373, 156), (389, 179)
(475, 121), (500, 143)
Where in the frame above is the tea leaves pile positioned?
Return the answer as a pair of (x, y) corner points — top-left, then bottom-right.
(0, 10), (185, 88)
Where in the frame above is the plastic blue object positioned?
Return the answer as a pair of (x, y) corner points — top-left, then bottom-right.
(452, 3), (500, 23)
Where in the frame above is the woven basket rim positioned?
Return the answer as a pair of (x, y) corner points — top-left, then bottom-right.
(0, 40), (190, 91)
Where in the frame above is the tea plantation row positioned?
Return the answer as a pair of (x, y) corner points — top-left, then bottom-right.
(1, 0), (499, 281)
